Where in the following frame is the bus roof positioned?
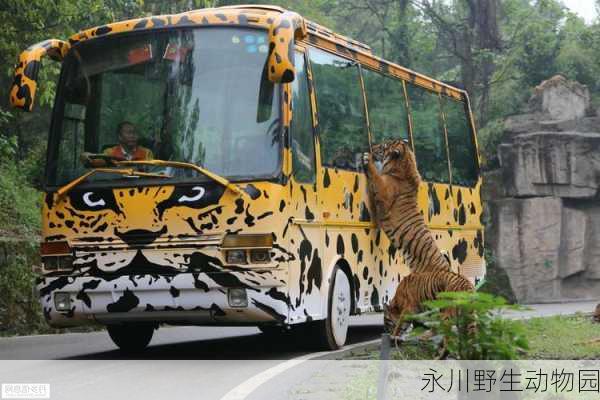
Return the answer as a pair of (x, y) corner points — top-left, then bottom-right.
(67, 4), (466, 100)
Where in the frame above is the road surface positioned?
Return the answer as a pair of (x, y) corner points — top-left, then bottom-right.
(0, 315), (383, 400)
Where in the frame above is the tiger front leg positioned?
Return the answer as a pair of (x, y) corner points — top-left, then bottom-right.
(362, 152), (388, 201)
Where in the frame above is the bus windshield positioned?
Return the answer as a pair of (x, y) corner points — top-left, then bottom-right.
(47, 27), (280, 186)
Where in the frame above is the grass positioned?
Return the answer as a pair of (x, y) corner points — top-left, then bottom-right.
(523, 314), (600, 359)
(340, 315), (600, 399)
(348, 314), (600, 360)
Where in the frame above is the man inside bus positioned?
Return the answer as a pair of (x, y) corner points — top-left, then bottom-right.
(103, 121), (154, 161)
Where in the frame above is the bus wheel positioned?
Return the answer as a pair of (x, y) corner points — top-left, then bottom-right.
(107, 323), (155, 353)
(311, 266), (351, 350)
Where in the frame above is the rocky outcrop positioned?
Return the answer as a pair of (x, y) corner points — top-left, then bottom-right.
(499, 132), (600, 198)
(485, 75), (600, 303)
(528, 75), (590, 121)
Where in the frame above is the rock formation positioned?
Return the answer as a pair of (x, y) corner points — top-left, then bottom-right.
(485, 75), (600, 303)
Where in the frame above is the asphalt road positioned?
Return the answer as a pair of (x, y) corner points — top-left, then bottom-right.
(0, 315), (383, 400)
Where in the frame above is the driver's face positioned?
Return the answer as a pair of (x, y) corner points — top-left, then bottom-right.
(119, 124), (138, 148)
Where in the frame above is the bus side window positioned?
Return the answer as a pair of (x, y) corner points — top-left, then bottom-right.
(309, 47), (368, 171)
(362, 68), (409, 143)
(55, 103), (87, 182)
(406, 83), (450, 183)
(291, 52), (316, 183)
(443, 97), (479, 187)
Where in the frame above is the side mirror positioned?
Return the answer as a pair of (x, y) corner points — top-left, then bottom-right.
(9, 39), (70, 112)
(267, 11), (307, 83)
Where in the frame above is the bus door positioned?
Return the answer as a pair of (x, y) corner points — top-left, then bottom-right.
(308, 47), (376, 313)
(287, 48), (324, 322)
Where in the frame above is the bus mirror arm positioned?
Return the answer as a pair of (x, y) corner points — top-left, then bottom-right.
(54, 168), (172, 206)
(267, 11), (307, 83)
(9, 39), (71, 112)
(116, 160), (251, 200)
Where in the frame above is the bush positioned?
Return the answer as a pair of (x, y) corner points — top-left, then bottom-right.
(0, 244), (50, 336)
(408, 291), (529, 360)
(477, 249), (517, 303)
(0, 162), (41, 236)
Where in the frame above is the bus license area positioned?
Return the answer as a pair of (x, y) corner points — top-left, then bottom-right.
(37, 255), (289, 327)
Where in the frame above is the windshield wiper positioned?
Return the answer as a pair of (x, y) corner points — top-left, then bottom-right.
(115, 160), (247, 198)
(56, 167), (171, 201)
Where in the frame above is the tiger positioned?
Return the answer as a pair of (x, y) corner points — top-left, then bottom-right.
(383, 269), (474, 336)
(363, 139), (450, 274)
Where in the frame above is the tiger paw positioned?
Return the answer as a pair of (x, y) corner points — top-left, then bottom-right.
(361, 152), (371, 169)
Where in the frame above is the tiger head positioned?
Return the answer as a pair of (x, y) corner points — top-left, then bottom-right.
(382, 302), (412, 336)
(371, 139), (421, 188)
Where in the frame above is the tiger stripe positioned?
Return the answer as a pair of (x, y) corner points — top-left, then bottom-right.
(365, 140), (450, 274)
(383, 269), (474, 335)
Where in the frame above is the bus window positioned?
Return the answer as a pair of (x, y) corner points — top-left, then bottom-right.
(362, 68), (409, 144)
(309, 47), (368, 171)
(48, 28), (281, 185)
(291, 52), (316, 183)
(97, 71), (164, 154)
(406, 83), (449, 183)
(55, 103), (87, 183)
(443, 97), (479, 186)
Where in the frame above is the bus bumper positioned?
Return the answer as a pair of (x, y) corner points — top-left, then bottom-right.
(36, 272), (289, 328)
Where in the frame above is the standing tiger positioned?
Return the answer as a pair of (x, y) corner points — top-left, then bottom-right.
(363, 139), (449, 273)
(383, 269), (474, 336)
(364, 139), (474, 335)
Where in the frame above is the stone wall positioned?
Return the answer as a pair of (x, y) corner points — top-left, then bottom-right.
(485, 75), (600, 303)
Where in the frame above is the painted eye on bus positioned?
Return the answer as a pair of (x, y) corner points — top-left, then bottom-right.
(83, 192), (106, 208)
(178, 186), (205, 203)
(69, 189), (119, 213)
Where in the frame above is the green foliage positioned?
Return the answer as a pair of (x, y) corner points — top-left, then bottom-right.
(409, 291), (529, 360)
(0, 253), (47, 336)
(0, 164), (41, 236)
(477, 118), (504, 169)
(478, 248), (517, 304)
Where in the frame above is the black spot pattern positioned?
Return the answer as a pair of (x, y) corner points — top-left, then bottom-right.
(306, 249), (322, 293)
(336, 235), (345, 256)
(106, 288), (139, 312)
(452, 239), (468, 264)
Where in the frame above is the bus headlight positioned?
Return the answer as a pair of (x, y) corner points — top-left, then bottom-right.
(226, 250), (247, 265)
(222, 234), (273, 265)
(42, 256), (74, 271)
(250, 249), (270, 263)
(41, 241), (73, 272)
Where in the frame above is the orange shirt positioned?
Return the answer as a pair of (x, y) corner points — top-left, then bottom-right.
(103, 145), (153, 161)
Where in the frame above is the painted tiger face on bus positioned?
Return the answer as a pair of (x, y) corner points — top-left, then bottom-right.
(44, 184), (226, 274)
(42, 183), (289, 275)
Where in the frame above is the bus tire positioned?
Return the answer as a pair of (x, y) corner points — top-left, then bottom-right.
(107, 323), (155, 353)
(310, 266), (351, 350)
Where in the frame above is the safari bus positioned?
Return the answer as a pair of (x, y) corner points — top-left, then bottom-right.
(10, 5), (485, 351)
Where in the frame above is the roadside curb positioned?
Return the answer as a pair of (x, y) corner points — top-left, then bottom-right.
(219, 338), (381, 400)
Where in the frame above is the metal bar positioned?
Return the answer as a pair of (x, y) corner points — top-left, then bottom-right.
(377, 333), (391, 400)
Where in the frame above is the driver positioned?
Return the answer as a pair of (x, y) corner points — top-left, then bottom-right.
(103, 121), (154, 161)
